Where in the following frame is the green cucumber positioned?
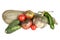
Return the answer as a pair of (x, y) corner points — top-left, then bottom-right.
(5, 19), (21, 34)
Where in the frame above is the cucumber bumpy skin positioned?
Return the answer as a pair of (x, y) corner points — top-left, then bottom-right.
(5, 19), (21, 34)
(44, 11), (54, 29)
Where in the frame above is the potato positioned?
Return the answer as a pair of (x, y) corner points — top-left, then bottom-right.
(2, 10), (24, 24)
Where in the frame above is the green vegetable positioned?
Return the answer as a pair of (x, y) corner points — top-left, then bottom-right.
(44, 11), (54, 29)
(5, 19), (21, 34)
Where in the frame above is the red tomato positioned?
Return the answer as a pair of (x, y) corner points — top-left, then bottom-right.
(31, 24), (36, 30)
(22, 20), (32, 30)
(18, 14), (26, 21)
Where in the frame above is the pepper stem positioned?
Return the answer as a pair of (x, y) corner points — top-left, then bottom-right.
(38, 11), (54, 16)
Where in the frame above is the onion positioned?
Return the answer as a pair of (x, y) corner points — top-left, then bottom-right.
(33, 15), (48, 28)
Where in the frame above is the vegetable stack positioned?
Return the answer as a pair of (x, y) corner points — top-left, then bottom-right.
(2, 10), (57, 34)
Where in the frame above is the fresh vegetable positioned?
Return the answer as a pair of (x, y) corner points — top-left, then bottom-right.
(18, 14), (26, 22)
(5, 25), (21, 34)
(21, 19), (32, 30)
(44, 11), (54, 29)
(2, 10), (24, 24)
(33, 14), (48, 28)
(2, 10), (56, 24)
(5, 19), (21, 34)
(31, 24), (36, 30)
(2, 10), (57, 34)
(25, 10), (34, 19)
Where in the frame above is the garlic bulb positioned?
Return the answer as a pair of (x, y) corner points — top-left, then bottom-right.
(33, 14), (48, 28)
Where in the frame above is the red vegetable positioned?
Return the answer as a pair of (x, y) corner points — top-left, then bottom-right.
(18, 14), (26, 22)
(22, 20), (32, 30)
(31, 24), (36, 30)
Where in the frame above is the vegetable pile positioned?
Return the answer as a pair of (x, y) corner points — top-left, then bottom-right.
(2, 10), (57, 34)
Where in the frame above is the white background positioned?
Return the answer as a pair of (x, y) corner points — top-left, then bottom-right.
(0, 0), (60, 40)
